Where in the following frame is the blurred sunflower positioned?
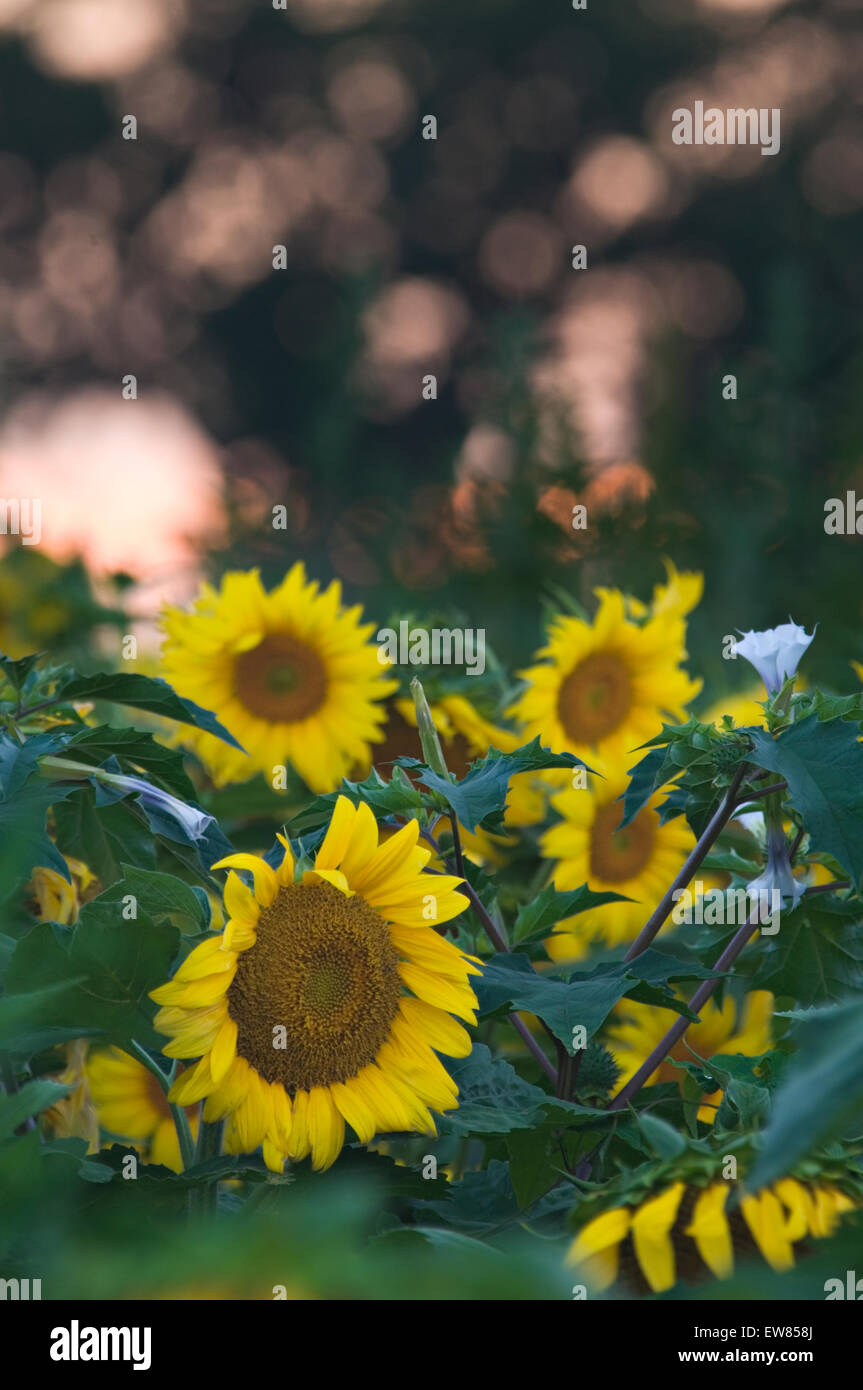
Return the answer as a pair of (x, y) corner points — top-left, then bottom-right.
(699, 687), (767, 729)
(607, 989), (774, 1121)
(160, 565), (397, 791)
(87, 1048), (199, 1173)
(151, 797), (478, 1172)
(508, 567), (701, 779)
(567, 1178), (857, 1293)
(371, 692), (545, 859)
(541, 775), (695, 961)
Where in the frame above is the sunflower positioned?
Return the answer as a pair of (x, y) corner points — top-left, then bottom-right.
(508, 572), (702, 779)
(541, 775), (695, 961)
(626, 560), (703, 629)
(607, 990), (773, 1121)
(567, 1178), (857, 1293)
(160, 565), (398, 791)
(150, 797), (479, 1172)
(699, 687), (767, 729)
(87, 1047), (200, 1173)
(370, 692), (545, 857)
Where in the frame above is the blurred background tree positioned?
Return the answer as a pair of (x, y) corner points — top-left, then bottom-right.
(0, 0), (860, 692)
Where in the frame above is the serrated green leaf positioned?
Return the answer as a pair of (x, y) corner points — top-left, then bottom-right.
(437, 1044), (550, 1134)
(749, 998), (863, 1188)
(0, 1079), (71, 1139)
(749, 896), (863, 1004)
(749, 716), (863, 889)
(53, 671), (244, 750)
(61, 725), (197, 801)
(4, 896), (178, 1049)
(413, 738), (589, 833)
(474, 949), (713, 1048)
(512, 883), (629, 947)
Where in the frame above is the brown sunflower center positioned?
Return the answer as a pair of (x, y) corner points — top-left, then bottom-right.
(226, 880), (401, 1093)
(557, 651), (632, 744)
(589, 802), (655, 883)
(234, 633), (328, 722)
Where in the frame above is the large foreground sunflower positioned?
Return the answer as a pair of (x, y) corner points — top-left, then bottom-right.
(541, 775), (695, 960)
(151, 797), (479, 1172)
(508, 570), (702, 779)
(607, 990), (774, 1121)
(160, 565), (397, 791)
(568, 1178), (857, 1293)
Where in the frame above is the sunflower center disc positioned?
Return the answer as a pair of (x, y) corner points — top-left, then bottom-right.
(589, 803), (655, 882)
(557, 651), (632, 743)
(234, 633), (328, 722)
(226, 881), (401, 1092)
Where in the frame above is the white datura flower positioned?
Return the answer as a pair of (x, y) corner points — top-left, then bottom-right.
(734, 621), (814, 695)
(747, 820), (804, 914)
(113, 774), (214, 841)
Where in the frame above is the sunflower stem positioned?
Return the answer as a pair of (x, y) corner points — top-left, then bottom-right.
(418, 830), (560, 1083)
(623, 760), (749, 963)
(122, 1040), (196, 1172)
(608, 880), (849, 1111)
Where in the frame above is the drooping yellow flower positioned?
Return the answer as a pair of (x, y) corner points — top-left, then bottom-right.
(42, 1039), (100, 1152)
(541, 775), (695, 961)
(508, 574), (702, 779)
(567, 1178), (857, 1293)
(87, 1048), (199, 1173)
(150, 797), (478, 1172)
(32, 859), (100, 1149)
(31, 858), (97, 926)
(160, 565), (398, 791)
(606, 990), (773, 1121)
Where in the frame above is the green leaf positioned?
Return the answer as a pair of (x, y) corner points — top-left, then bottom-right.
(0, 730), (66, 797)
(0, 982), (107, 1055)
(61, 725), (197, 801)
(0, 650), (44, 696)
(412, 738), (590, 833)
(749, 896), (863, 1005)
(0, 772), (79, 887)
(4, 896), (178, 1049)
(290, 765), (425, 834)
(436, 1044), (551, 1134)
(97, 864), (210, 934)
(53, 787), (155, 886)
(749, 998), (863, 1188)
(636, 1111), (687, 1159)
(512, 883), (629, 947)
(474, 949), (711, 1048)
(0, 1079), (71, 1139)
(413, 1160), (519, 1232)
(52, 671), (244, 750)
(749, 716), (863, 889)
(505, 1128), (560, 1207)
(619, 747), (670, 829)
